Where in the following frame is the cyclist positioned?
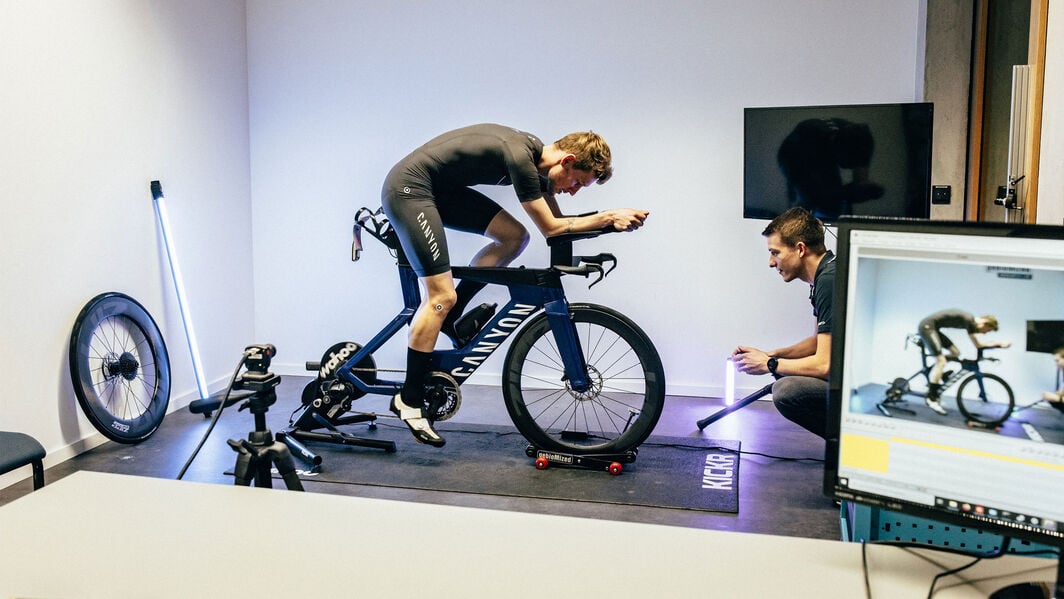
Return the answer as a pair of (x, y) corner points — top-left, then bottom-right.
(732, 207), (835, 439)
(1042, 346), (1064, 413)
(917, 309), (1011, 415)
(381, 123), (649, 447)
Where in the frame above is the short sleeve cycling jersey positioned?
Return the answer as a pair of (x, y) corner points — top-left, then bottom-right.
(387, 123), (547, 202)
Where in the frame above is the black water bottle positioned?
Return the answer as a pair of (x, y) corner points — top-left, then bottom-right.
(453, 303), (498, 345)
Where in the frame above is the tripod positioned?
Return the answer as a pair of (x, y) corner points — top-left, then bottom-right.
(227, 372), (304, 491)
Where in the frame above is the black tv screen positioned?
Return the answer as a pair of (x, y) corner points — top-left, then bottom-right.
(744, 102), (933, 222)
(1027, 320), (1064, 354)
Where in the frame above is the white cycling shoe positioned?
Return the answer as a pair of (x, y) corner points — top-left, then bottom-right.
(925, 396), (948, 416)
(390, 394), (446, 447)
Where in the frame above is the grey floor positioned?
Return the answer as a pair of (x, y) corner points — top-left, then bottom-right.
(1, 377), (841, 540)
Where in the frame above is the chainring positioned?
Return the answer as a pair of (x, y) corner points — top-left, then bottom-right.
(423, 371), (461, 422)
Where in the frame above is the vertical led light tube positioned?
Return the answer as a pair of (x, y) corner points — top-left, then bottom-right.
(724, 358), (736, 406)
(151, 181), (210, 400)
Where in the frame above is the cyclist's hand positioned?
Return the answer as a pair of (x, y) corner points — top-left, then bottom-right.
(609, 208), (649, 232)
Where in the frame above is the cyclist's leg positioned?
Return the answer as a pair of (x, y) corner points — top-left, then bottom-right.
(770, 376), (828, 439)
(386, 270), (454, 447)
(437, 189), (529, 342)
(381, 186), (453, 446)
(918, 325), (946, 383)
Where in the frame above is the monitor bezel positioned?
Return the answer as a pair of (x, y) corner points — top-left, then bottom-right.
(824, 215), (1064, 548)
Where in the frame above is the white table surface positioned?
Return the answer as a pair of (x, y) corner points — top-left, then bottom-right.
(0, 471), (1055, 598)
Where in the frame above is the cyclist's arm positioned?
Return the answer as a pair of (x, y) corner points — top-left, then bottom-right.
(970, 333), (1011, 349)
(521, 197), (647, 237)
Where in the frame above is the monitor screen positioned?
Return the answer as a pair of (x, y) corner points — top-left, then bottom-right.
(744, 103), (933, 223)
(825, 217), (1064, 546)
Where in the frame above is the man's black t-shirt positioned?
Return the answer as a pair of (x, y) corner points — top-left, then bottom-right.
(810, 250), (836, 335)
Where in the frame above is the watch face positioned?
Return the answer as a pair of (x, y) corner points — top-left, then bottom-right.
(768, 358), (778, 373)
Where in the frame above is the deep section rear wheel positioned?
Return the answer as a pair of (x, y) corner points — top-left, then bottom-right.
(502, 304), (665, 454)
(69, 292), (171, 443)
(955, 373), (1014, 427)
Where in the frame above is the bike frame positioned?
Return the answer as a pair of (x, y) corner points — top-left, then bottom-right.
(333, 243), (593, 397)
(894, 339), (1003, 403)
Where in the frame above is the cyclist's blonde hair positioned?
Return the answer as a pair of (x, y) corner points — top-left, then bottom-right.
(554, 131), (613, 183)
(980, 315), (999, 332)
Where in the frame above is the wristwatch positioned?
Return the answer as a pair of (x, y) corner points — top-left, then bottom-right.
(767, 357), (779, 375)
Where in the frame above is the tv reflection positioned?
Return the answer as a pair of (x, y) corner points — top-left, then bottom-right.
(777, 118), (884, 221)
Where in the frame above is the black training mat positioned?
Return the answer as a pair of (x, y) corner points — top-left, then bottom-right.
(284, 422), (740, 513)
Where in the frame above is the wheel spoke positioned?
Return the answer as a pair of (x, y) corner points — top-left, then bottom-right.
(503, 306), (664, 453)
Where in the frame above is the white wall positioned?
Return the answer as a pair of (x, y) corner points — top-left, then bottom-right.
(1037, 0), (1063, 225)
(247, 0), (926, 398)
(0, 1), (254, 487)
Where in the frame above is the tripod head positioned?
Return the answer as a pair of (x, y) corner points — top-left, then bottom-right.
(234, 344), (281, 417)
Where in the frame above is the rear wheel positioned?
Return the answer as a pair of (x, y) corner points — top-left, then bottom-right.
(68, 292), (170, 443)
(502, 304), (665, 454)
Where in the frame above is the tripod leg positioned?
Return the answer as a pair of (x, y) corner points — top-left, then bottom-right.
(696, 383), (775, 430)
(268, 442), (305, 492)
(229, 439), (255, 486)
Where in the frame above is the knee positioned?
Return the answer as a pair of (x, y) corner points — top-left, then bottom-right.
(426, 287), (458, 316)
(497, 225), (530, 261)
(771, 378), (797, 411)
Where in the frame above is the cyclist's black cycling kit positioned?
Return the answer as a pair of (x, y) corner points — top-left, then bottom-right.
(381, 124), (548, 277)
(918, 309), (976, 355)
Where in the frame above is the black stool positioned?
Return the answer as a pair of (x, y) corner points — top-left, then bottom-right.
(0, 431), (46, 490)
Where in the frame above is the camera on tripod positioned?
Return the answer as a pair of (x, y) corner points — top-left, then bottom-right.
(241, 343), (277, 381)
(233, 343), (280, 403)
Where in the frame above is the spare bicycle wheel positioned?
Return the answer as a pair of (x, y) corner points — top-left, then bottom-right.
(69, 292), (171, 443)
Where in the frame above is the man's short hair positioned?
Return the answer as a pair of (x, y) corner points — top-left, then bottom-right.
(554, 131), (613, 183)
(980, 315), (999, 332)
(1054, 346), (1064, 358)
(762, 207), (826, 253)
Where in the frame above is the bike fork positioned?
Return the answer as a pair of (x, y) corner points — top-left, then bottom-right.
(543, 299), (591, 392)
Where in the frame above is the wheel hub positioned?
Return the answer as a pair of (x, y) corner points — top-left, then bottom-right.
(104, 352), (140, 381)
(566, 366), (603, 400)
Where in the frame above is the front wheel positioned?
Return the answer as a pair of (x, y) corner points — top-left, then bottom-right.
(502, 304), (665, 454)
(955, 373), (1014, 427)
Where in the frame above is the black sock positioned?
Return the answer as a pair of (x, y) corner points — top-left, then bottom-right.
(401, 348), (434, 408)
(442, 280), (487, 335)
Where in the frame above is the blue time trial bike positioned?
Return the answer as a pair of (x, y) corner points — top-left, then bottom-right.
(280, 207), (666, 471)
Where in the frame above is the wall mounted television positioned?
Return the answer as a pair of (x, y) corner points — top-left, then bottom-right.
(744, 102), (933, 222)
(826, 217), (1064, 592)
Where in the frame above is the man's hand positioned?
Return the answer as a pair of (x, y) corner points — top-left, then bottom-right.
(732, 345), (771, 376)
(608, 208), (649, 231)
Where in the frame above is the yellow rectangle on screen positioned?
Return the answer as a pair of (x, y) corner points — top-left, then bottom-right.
(840, 433), (889, 472)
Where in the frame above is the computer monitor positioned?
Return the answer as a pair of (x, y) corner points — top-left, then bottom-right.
(825, 217), (1064, 578)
